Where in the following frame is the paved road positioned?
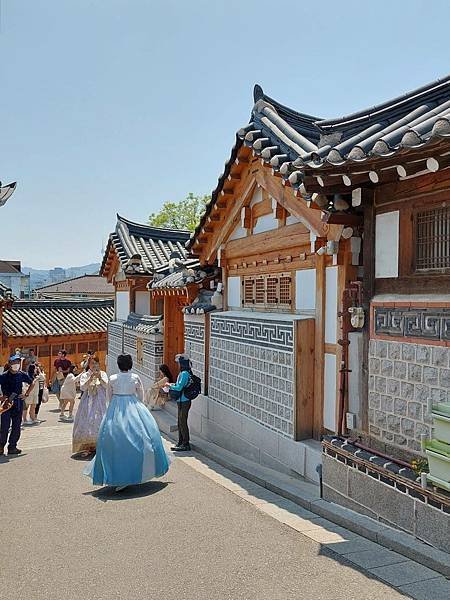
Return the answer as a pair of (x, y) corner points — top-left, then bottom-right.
(0, 398), (447, 599)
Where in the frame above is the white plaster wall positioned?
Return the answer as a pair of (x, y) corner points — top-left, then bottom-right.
(253, 213), (278, 235)
(348, 331), (363, 428)
(229, 224), (247, 240)
(375, 211), (399, 278)
(325, 266), (338, 343)
(227, 276), (241, 309)
(295, 269), (316, 311)
(249, 187), (263, 207)
(286, 214), (301, 226)
(115, 291), (129, 321)
(135, 291), (150, 315)
(324, 353), (337, 432)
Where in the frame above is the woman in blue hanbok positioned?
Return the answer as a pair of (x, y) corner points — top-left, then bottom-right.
(83, 354), (170, 492)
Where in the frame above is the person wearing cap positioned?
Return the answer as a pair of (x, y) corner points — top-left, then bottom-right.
(0, 354), (35, 455)
(169, 354), (192, 452)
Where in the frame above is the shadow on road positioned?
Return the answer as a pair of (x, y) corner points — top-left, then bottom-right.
(83, 480), (169, 502)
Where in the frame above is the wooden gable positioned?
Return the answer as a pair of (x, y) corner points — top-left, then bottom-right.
(190, 146), (343, 267)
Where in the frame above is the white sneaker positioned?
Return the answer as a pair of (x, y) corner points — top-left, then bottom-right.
(23, 419), (33, 426)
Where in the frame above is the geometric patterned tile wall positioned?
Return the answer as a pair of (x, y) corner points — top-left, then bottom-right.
(184, 315), (206, 392)
(108, 321), (163, 386)
(209, 314), (295, 438)
(368, 338), (450, 454)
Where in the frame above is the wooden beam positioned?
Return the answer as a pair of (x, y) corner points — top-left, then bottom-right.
(322, 213), (363, 226)
(313, 253), (326, 438)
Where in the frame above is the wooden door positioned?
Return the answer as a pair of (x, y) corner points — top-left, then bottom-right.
(163, 296), (187, 376)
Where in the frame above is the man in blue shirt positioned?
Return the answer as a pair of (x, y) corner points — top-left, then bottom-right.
(0, 354), (35, 455)
(170, 355), (192, 452)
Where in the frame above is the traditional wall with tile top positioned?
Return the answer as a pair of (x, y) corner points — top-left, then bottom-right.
(184, 313), (207, 393)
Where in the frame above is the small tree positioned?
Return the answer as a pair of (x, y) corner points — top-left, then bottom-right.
(148, 193), (210, 232)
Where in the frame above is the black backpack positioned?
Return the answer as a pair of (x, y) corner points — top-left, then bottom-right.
(183, 371), (201, 400)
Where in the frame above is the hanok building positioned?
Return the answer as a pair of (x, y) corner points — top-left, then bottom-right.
(34, 274), (114, 300)
(100, 214), (192, 381)
(201, 77), (450, 552)
(0, 298), (114, 374)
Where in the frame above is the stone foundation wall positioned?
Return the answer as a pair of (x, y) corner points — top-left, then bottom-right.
(368, 339), (450, 454)
(209, 313), (295, 438)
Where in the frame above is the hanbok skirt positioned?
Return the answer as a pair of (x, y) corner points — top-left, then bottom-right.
(83, 394), (170, 486)
(72, 388), (107, 453)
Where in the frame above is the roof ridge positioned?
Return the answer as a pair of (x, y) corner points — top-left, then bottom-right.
(117, 213), (191, 235)
(34, 273), (102, 290)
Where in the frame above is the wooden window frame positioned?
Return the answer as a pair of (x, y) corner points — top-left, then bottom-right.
(413, 203), (450, 273)
(241, 273), (292, 310)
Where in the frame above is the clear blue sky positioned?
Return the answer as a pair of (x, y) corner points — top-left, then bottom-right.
(1, 0), (449, 268)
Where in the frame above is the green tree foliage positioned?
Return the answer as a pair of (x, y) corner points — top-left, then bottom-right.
(148, 193), (210, 232)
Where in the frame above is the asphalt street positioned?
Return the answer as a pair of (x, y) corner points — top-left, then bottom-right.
(0, 399), (429, 600)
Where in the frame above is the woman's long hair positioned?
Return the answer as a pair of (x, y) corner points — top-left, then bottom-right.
(159, 364), (174, 383)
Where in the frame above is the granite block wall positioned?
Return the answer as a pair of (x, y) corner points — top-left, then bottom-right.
(368, 339), (450, 454)
(209, 314), (295, 438)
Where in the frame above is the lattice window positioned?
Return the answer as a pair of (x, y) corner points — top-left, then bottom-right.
(255, 278), (265, 304)
(241, 273), (292, 309)
(415, 206), (450, 271)
(243, 278), (255, 305)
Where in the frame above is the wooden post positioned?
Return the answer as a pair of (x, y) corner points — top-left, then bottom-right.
(313, 253), (326, 438)
(361, 188), (376, 433)
(294, 318), (315, 440)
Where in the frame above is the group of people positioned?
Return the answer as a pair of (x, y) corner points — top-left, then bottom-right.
(0, 347), (198, 493)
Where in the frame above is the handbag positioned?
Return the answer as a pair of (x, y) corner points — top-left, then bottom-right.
(42, 387), (49, 404)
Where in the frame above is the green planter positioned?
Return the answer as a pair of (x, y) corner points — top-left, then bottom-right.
(424, 439), (450, 485)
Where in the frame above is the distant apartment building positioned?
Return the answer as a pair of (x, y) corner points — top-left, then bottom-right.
(49, 267), (66, 283)
(0, 260), (31, 299)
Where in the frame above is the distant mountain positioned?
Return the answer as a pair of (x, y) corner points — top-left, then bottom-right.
(23, 263), (101, 290)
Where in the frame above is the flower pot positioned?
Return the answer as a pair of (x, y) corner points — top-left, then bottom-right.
(424, 439), (450, 484)
(432, 411), (450, 445)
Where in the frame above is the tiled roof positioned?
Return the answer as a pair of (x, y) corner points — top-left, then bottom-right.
(101, 215), (191, 276)
(35, 274), (114, 297)
(123, 313), (162, 334)
(2, 299), (114, 337)
(0, 260), (22, 274)
(150, 260), (210, 289)
(0, 281), (14, 303)
(188, 75), (450, 247)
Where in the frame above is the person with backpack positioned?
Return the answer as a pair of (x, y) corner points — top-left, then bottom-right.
(169, 354), (201, 452)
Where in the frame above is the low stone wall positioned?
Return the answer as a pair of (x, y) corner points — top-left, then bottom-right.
(208, 312), (295, 438)
(368, 338), (450, 455)
(322, 444), (450, 553)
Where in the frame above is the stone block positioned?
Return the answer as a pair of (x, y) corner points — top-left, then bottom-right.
(375, 376), (387, 393)
(369, 424), (381, 436)
(402, 343), (416, 362)
(210, 400), (243, 435)
(415, 345), (431, 365)
(322, 484), (378, 520)
(259, 450), (293, 476)
(375, 410), (387, 429)
(278, 435), (305, 474)
(401, 382), (414, 401)
(369, 392), (380, 409)
(303, 438), (322, 483)
(386, 378), (400, 396)
(388, 342), (401, 360)
(322, 454), (348, 495)
(201, 418), (261, 463)
(439, 368), (450, 388)
(369, 357), (380, 374)
(394, 361), (407, 380)
(394, 434), (407, 446)
(376, 340), (388, 358)
(407, 401), (422, 420)
(415, 422), (430, 440)
(369, 339), (376, 357)
(368, 375), (374, 391)
(407, 363), (422, 382)
(369, 561), (442, 587)
(387, 414), (401, 433)
(407, 439), (421, 453)
(381, 395), (393, 412)
(394, 397), (407, 416)
(401, 418), (415, 437)
(241, 415), (279, 458)
(347, 469), (415, 532)
(399, 578), (450, 600)
(423, 366), (439, 386)
(414, 384), (430, 404)
(431, 387), (447, 403)
(380, 359), (393, 377)
(432, 346), (449, 368)
(382, 430), (394, 442)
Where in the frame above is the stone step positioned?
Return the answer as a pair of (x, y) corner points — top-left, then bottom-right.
(152, 407), (178, 435)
